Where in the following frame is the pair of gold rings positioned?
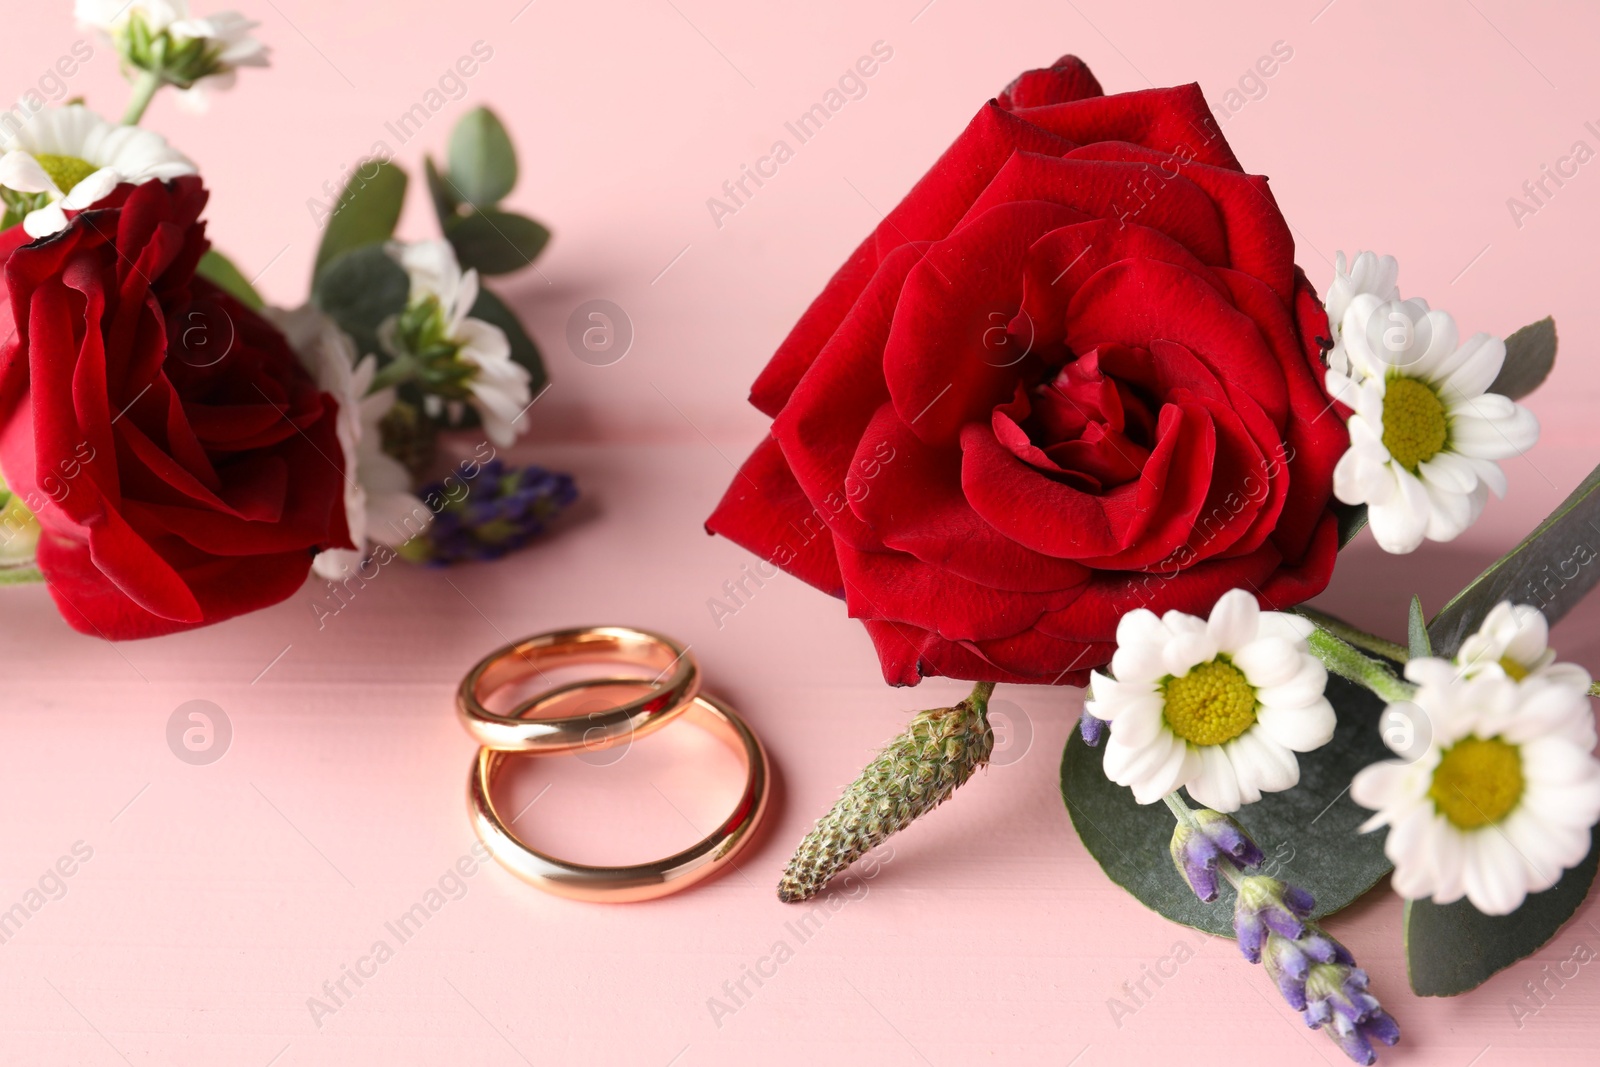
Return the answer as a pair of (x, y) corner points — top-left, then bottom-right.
(456, 627), (770, 902)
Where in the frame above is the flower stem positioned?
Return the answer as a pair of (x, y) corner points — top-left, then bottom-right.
(369, 355), (420, 393)
(1306, 626), (1414, 703)
(123, 69), (165, 126)
(1290, 605), (1408, 662)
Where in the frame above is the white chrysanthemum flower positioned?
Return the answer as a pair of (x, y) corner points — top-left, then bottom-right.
(1324, 250), (1400, 375)
(0, 104), (195, 237)
(1456, 601), (1592, 693)
(1086, 589), (1338, 812)
(1325, 295), (1538, 554)
(266, 305), (429, 580)
(76, 0), (268, 109)
(387, 239), (532, 447)
(1352, 658), (1600, 915)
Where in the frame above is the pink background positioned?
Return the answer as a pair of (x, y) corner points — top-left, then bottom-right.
(4, 0), (1600, 1063)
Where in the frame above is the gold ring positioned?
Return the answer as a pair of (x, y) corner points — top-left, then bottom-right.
(468, 680), (770, 902)
(457, 627), (698, 753)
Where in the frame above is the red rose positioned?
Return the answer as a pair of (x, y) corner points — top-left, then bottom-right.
(0, 177), (352, 639)
(708, 56), (1347, 687)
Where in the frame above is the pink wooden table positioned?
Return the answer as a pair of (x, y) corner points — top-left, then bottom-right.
(4, 1), (1600, 1063)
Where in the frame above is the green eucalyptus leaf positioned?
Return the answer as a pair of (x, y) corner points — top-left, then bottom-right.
(1428, 460), (1600, 657)
(445, 210), (550, 276)
(196, 249), (264, 310)
(1335, 501), (1368, 548)
(1404, 830), (1598, 996)
(1487, 317), (1557, 401)
(468, 284), (547, 397)
(447, 107), (518, 209)
(425, 155), (460, 230)
(1408, 595), (1431, 660)
(1060, 674), (1394, 936)
(310, 244), (409, 364)
(313, 160), (408, 283)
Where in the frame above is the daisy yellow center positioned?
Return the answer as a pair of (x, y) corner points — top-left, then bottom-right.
(33, 153), (97, 194)
(1498, 656), (1530, 681)
(1380, 376), (1448, 472)
(1428, 736), (1524, 829)
(1162, 658), (1257, 746)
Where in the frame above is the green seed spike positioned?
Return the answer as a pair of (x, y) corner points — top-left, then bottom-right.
(777, 682), (995, 903)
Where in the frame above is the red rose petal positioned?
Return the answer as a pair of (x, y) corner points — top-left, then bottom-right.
(884, 200), (1085, 447)
(705, 435), (845, 597)
(836, 538), (1085, 643)
(848, 401), (1092, 593)
(997, 55), (1105, 110)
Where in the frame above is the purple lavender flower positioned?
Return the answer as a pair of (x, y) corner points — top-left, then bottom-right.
(1166, 804), (1400, 1064)
(1169, 810), (1266, 903)
(1079, 710), (1108, 746)
(401, 460), (577, 566)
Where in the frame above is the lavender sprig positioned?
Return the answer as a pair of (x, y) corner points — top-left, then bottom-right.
(400, 459), (576, 565)
(1163, 794), (1400, 1065)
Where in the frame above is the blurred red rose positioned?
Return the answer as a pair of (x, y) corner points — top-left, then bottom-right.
(0, 177), (352, 639)
(708, 56), (1346, 687)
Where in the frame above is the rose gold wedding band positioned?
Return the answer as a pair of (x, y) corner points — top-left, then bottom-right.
(468, 680), (771, 902)
(457, 626), (698, 752)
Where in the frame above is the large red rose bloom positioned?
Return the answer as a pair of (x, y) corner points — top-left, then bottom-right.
(708, 56), (1347, 687)
(0, 177), (352, 639)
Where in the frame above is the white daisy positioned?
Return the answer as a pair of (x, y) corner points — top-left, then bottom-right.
(1456, 601), (1593, 697)
(1325, 295), (1538, 554)
(1352, 658), (1600, 915)
(386, 239), (532, 447)
(1086, 589), (1338, 812)
(1324, 250), (1400, 375)
(76, 0), (268, 109)
(0, 105), (195, 237)
(265, 305), (429, 580)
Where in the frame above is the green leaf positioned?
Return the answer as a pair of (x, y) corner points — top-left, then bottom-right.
(424, 155), (461, 230)
(1404, 830), (1599, 996)
(1060, 674), (1394, 936)
(313, 160), (408, 283)
(447, 107), (518, 209)
(310, 244), (409, 363)
(196, 249), (264, 310)
(1334, 501), (1368, 548)
(469, 284), (547, 398)
(1487, 317), (1557, 401)
(1407, 595), (1431, 660)
(445, 209), (550, 276)
(1428, 460), (1600, 657)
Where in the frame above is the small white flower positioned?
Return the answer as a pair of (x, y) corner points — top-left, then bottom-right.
(0, 104), (194, 237)
(265, 305), (429, 580)
(1324, 250), (1400, 375)
(388, 239), (532, 447)
(77, 0), (268, 109)
(1456, 601), (1592, 694)
(1086, 589), (1337, 812)
(1352, 659), (1600, 915)
(1325, 295), (1538, 554)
